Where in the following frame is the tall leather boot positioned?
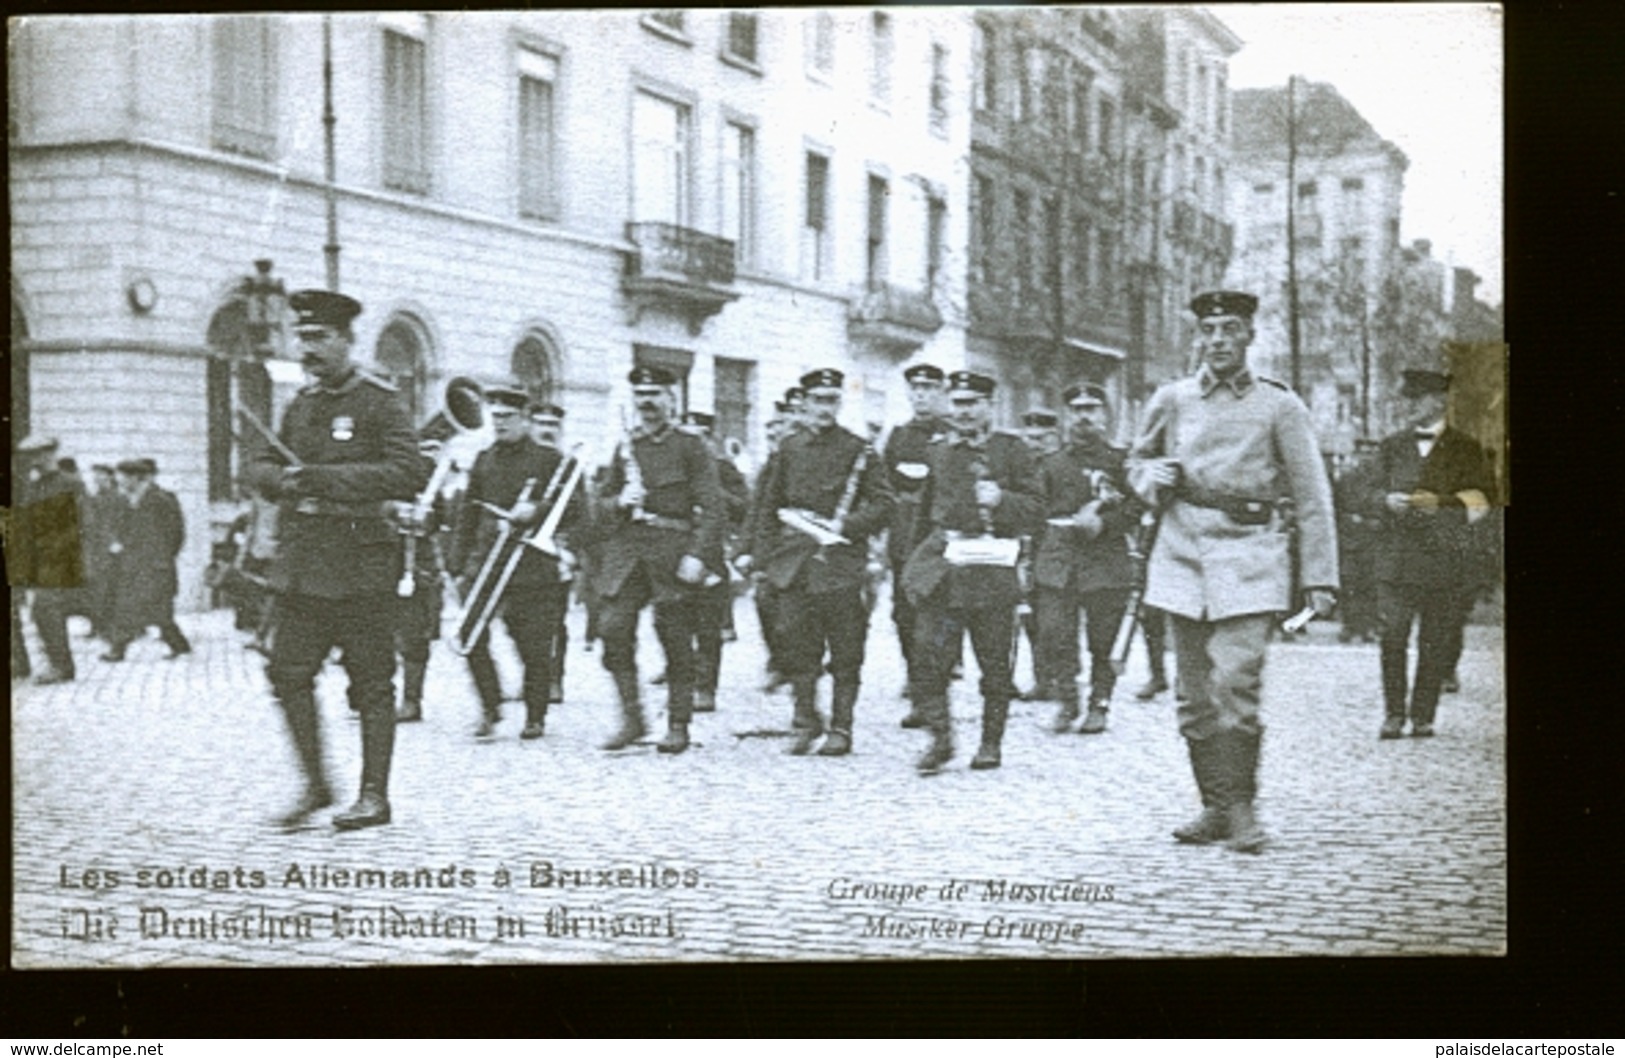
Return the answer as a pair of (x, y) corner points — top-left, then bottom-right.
(916, 694), (954, 774)
(397, 658), (426, 723)
(521, 696), (547, 740)
(818, 681), (857, 756)
(1051, 684), (1081, 733)
(333, 702), (394, 831)
(1224, 730), (1267, 854)
(1172, 737), (1230, 844)
(1078, 696), (1110, 735)
(601, 670), (647, 751)
(970, 697), (1009, 770)
(658, 685), (692, 755)
(469, 649), (503, 738)
(788, 677), (825, 755)
(274, 691), (333, 831)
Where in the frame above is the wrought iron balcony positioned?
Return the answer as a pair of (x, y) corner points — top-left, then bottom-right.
(848, 281), (943, 355)
(622, 221), (740, 334)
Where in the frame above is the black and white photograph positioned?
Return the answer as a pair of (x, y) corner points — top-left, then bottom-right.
(8, 5), (1505, 968)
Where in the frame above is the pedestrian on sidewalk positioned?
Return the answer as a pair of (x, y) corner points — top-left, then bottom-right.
(1358, 365), (1496, 740)
(13, 433), (87, 685)
(1128, 290), (1338, 854)
(246, 289), (427, 832)
(100, 459), (191, 662)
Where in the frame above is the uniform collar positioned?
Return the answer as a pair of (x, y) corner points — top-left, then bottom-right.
(1198, 364), (1254, 397)
(633, 421), (673, 443)
(306, 365), (360, 394)
(951, 426), (991, 449)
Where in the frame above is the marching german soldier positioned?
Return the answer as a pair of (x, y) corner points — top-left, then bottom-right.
(1357, 366), (1495, 739)
(1016, 409), (1062, 699)
(902, 370), (1042, 773)
(593, 366), (725, 755)
(679, 411), (750, 712)
(746, 392), (805, 694)
(246, 289), (428, 832)
(1034, 383), (1139, 735)
(13, 433), (86, 685)
(455, 384), (584, 740)
(1128, 290), (1338, 853)
(383, 433), (449, 724)
(529, 401), (571, 704)
(738, 369), (894, 756)
(882, 363), (946, 724)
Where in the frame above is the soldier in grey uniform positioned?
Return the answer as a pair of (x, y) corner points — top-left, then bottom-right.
(883, 363), (947, 724)
(1129, 291), (1338, 853)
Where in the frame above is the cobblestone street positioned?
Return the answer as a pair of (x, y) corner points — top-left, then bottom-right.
(12, 590), (1506, 967)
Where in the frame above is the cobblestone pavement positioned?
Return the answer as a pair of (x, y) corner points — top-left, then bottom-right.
(12, 589), (1505, 967)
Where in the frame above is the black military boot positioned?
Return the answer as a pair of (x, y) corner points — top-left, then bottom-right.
(900, 683), (929, 728)
(1077, 697), (1110, 735)
(818, 682), (858, 757)
(397, 658), (426, 723)
(788, 677), (825, 756)
(1172, 737), (1230, 845)
(521, 699), (547, 740)
(1223, 731), (1267, 854)
(658, 691), (692, 755)
(970, 698), (1009, 770)
(333, 702), (394, 831)
(916, 695), (954, 774)
(1051, 686), (1081, 733)
(602, 670), (647, 750)
(274, 692), (334, 831)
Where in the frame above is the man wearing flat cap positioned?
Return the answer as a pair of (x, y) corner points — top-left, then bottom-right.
(100, 458), (190, 662)
(882, 363), (947, 722)
(1034, 382), (1141, 735)
(1129, 290), (1338, 853)
(1354, 364), (1495, 740)
(902, 369), (1043, 773)
(739, 368), (894, 756)
(245, 289), (428, 832)
(455, 384), (585, 740)
(591, 365), (725, 755)
(12, 433), (86, 684)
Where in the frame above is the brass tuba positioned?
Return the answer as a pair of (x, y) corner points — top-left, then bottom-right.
(395, 376), (485, 598)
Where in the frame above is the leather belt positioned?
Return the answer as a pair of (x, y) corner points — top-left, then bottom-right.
(1176, 487), (1276, 526)
(292, 497), (389, 519)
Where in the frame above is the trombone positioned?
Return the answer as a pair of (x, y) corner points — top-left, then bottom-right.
(451, 444), (585, 655)
(395, 376), (485, 598)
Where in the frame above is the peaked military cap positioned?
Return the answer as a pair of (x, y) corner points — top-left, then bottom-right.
(783, 386), (807, 405)
(800, 368), (844, 392)
(115, 458), (156, 477)
(682, 411), (717, 429)
(629, 365), (677, 388)
(484, 384), (530, 410)
(1063, 381), (1108, 407)
(1190, 290), (1259, 320)
(903, 363), (946, 384)
(1400, 368), (1451, 397)
(1021, 410), (1059, 428)
(947, 370), (997, 397)
(91, 463), (114, 474)
(289, 289), (363, 330)
(529, 402), (566, 420)
(16, 433), (60, 454)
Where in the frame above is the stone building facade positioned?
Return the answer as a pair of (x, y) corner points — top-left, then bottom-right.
(9, 11), (973, 609)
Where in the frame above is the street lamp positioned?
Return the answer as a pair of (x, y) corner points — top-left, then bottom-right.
(238, 258), (287, 359)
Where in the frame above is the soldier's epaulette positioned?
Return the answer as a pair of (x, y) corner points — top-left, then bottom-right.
(1257, 376), (1290, 392)
(355, 367), (399, 393)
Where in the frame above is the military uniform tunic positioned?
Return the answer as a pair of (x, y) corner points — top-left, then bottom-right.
(1034, 435), (1139, 704)
(749, 424), (894, 690)
(881, 415), (941, 691)
(1128, 364), (1337, 743)
(902, 430), (1042, 705)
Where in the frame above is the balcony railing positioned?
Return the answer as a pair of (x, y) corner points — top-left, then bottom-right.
(622, 221), (739, 334)
(848, 281), (943, 354)
(625, 222), (736, 287)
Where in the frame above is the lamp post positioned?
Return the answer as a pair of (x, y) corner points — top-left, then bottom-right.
(239, 258), (288, 359)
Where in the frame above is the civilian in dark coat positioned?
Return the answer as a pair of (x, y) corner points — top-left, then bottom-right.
(101, 459), (190, 660)
(1358, 368), (1496, 739)
(13, 435), (86, 683)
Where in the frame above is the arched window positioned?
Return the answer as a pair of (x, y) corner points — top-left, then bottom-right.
(511, 330), (559, 407)
(205, 301), (273, 502)
(374, 315), (431, 424)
